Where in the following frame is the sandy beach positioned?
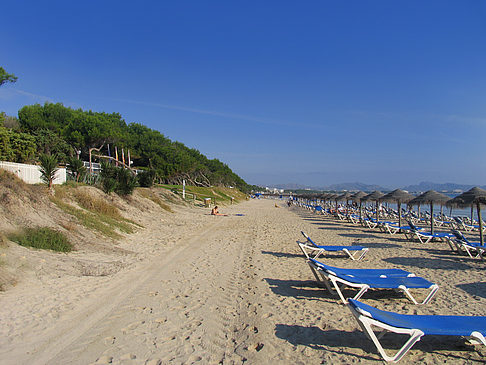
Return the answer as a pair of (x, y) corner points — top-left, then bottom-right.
(1, 197), (486, 364)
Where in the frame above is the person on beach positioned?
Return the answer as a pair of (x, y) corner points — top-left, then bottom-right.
(211, 206), (227, 216)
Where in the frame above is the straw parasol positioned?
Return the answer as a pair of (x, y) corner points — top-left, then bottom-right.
(336, 192), (352, 203)
(351, 191), (368, 222)
(447, 187), (486, 245)
(335, 192), (353, 212)
(362, 190), (385, 221)
(409, 190), (450, 234)
(381, 189), (415, 229)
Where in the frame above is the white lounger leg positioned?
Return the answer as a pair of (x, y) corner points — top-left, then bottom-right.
(398, 284), (439, 305)
(343, 248), (369, 261)
(349, 305), (425, 362)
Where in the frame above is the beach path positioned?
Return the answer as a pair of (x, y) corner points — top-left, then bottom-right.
(1, 199), (306, 365)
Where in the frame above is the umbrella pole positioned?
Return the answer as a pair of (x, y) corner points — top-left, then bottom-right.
(359, 201), (362, 223)
(430, 202), (434, 235)
(398, 202), (402, 230)
(471, 206), (474, 223)
(418, 205), (421, 221)
(478, 202), (483, 246)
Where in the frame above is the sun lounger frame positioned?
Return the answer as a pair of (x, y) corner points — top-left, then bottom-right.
(308, 259), (438, 305)
(348, 298), (486, 363)
(299, 232), (369, 261)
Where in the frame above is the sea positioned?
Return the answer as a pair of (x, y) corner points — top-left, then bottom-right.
(365, 193), (478, 220)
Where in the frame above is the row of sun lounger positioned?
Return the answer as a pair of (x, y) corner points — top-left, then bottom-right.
(295, 231), (486, 362)
(306, 203), (486, 259)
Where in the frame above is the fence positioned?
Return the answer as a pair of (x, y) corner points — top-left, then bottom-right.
(0, 161), (66, 185)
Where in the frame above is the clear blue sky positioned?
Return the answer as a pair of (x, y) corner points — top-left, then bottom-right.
(1, 1), (486, 188)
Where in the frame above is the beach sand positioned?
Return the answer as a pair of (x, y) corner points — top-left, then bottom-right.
(1, 198), (486, 364)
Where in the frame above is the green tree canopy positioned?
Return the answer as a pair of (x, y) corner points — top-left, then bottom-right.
(15, 102), (252, 192)
(0, 67), (17, 87)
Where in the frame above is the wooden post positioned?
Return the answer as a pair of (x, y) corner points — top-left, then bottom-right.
(430, 202), (434, 235)
(478, 202), (483, 246)
(89, 143), (105, 175)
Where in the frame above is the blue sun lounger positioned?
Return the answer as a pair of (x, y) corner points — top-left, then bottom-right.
(348, 298), (486, 362)
(447, 230), (485, 259)
(454, 216), (480, 232)
(308, 258), (438, 305)
(404, 221), (453, 244)
(309, 258), (415, 279)
(381, 222), (417, 235)
(298, 231), (369, 260)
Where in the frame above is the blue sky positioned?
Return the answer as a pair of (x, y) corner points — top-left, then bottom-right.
(1, 1), (486, 188)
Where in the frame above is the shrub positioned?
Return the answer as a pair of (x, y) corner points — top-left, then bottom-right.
(39, 153), (59, 188)
(137, 170), (155, 188)
(9, 227), (72, 252)
(99, 161), (137, 196)
(73, 189), (121, 218)
(66, 156), (86, 182)
(100, 161), (118, 193)
(115, 167), (137, 196)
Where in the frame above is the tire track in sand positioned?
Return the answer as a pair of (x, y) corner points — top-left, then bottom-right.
(48, 216), (254, 364)
(1, 220), (220, 365)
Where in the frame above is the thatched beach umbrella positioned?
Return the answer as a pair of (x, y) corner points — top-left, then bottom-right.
(362, 190), (384, 221)
(336, 192), (352, 204)
(447, 187), (486, 245)
(351, 191), (368, 222)
(335, 192), (353, 212)
(381, 189), (415, 229)
(320, 193), (332, 207)
(409, 190), (450, 234)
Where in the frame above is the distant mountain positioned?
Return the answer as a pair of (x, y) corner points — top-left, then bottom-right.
(267, 183), (321, 191)
(324, 182), (389, 192)
(401, 181), (486, 193)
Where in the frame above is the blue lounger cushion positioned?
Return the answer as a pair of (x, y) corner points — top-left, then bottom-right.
(349, 298), (486, 336)
(348, 298), (486, 362)
(308, 259), (439, 304)
(299, 232), (369, 261)
(310, 258), (414, 278)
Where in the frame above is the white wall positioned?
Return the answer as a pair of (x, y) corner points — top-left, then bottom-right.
(0, 161), (66, 185)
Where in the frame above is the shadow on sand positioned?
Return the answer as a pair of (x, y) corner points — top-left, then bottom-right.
(274, 325), (378, 361)
(383, 256), (473, 270)
(456, 282), (486, 299)
(261, 250), (302, 259)
(264, 278), (331, 300)
(275, 324), (481, 363)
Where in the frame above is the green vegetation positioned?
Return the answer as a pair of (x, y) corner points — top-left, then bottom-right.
(137, 170), (155, 188)
(39, 153), (59, 188)
(51, 188), (139, 239)
(66, 156), (86, 182)
(160, 184), (247, 205)
(12, 102), (253, 192)
(9, 227), (72, 252)
(0, 67), (17, 87)
(0, 65), (255, 196)
(138, 188), (174, 212)
(100, 162), (137, 196)
(0, 125), (37, 163)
